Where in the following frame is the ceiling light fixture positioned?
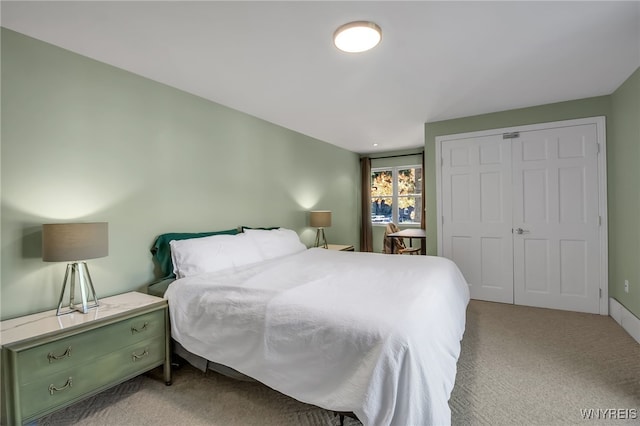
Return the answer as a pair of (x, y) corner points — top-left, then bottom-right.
(333, 21), (382, 53)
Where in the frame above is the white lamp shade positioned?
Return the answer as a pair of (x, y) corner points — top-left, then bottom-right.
(42, 222), (109, 262)
(310, 211), (332, 228)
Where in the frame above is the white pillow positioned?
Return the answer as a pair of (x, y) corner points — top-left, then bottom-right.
(243, 228), (306, 260)
(170, 233), (264, 278)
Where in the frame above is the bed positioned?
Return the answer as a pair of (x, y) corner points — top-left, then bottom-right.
(149, 228), (470, 426)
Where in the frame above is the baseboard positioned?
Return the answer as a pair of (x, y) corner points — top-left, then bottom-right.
(609, 298), (640, 344)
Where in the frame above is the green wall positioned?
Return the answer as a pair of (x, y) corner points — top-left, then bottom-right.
(609, 67), (640, 318)
(0, 29), (359, 320)
(425, 72), (640, 319)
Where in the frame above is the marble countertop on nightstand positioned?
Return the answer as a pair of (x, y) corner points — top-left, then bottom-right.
(0, 292), (165, 346)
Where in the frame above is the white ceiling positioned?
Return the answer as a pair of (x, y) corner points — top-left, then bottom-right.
(2, 1), (639, 154)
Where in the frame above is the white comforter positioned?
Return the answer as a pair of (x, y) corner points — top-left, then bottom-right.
(165, 248), (470, 426)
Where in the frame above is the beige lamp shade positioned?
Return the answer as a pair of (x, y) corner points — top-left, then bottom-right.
(42, 222), (109, 262)
(310, 211), (332, 228)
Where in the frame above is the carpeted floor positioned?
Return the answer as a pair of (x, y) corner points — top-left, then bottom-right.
(38, 300), (640, 425)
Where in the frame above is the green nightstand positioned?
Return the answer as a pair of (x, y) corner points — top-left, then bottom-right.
(1, 292), (171, 425)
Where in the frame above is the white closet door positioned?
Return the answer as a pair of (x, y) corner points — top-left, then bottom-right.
(512, 124), (601, 313)
(441, 135), (514, 303)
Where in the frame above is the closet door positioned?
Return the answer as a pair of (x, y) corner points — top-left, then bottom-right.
(441, 135), (514, 303)
(512, 124), (601, 314)
(437, 117), (606, 315)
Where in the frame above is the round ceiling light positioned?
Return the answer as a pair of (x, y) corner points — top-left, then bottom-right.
(333, 21), (382, 53)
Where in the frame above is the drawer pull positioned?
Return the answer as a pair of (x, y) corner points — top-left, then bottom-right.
(49, 377), (73, 395)
(132, 348), (149, 361)
(131, 322), (149, 334)
(47, 346), (72, 363)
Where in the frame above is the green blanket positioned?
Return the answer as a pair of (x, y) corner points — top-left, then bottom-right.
(150, 228), (239, 278)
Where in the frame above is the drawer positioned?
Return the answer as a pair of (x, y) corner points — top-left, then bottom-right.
(17, 309), (165, 385)
(20, 336), (165, 420)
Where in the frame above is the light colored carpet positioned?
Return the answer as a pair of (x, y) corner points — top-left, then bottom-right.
(451, 301), (639, 425)
(38, 300), (640, 425)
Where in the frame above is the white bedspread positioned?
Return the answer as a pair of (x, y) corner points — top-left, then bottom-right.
(165, 248), (470, 426)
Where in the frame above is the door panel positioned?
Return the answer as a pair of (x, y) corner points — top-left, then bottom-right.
(522, 168), (549, 223)
(523, 238), (550, 293)
(480, 172), (503, 222)
(512, 124), (600, 313)
(451, 174), (472, 222)
(560, 239), (587, 296)
(480, 237), (507, 289)
(441, 135), (514, 303)
(558, 167), (586, 223)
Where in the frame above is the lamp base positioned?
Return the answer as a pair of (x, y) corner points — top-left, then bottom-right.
(314, 228), (328, 249)
(56, 262), (99, 316)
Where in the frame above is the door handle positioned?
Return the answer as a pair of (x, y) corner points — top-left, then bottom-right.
(514, 228), (530, 235)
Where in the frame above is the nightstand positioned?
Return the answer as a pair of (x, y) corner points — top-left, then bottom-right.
(326, 244), (355, 251)
(0, 292), (170, 425)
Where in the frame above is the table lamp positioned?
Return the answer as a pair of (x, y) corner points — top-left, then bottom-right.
(42, 222), (108, 315)
(310, 210), (331, 249)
